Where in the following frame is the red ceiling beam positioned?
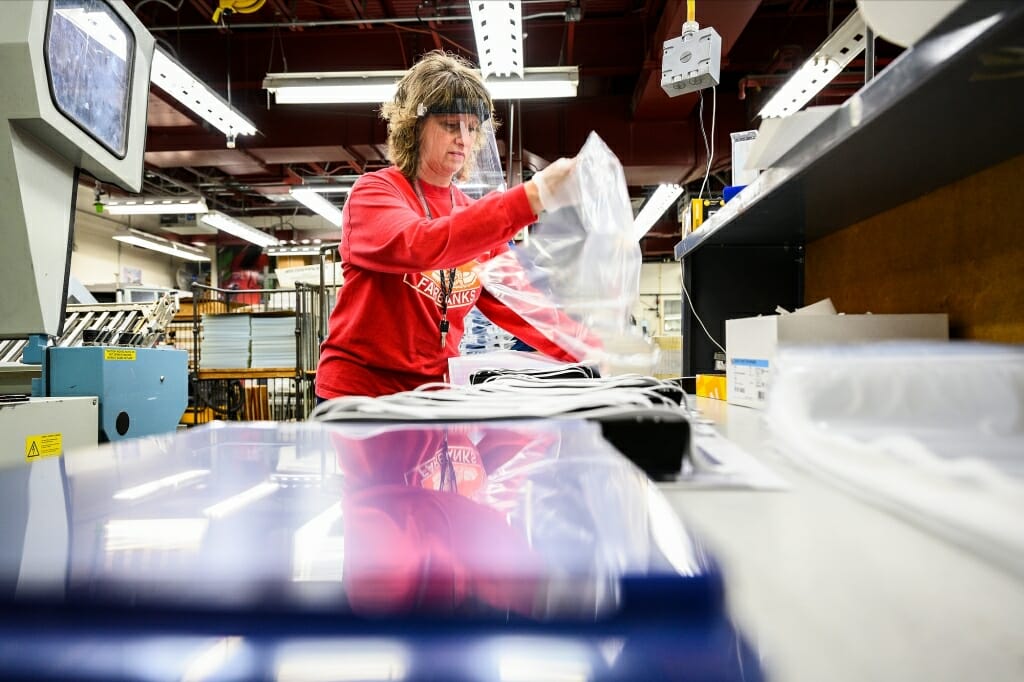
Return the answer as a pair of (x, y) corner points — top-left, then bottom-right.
(266, 0), (296, 25)
(187, 0), (216, 23)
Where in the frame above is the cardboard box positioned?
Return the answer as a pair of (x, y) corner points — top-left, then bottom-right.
(725, 313), (949, 408)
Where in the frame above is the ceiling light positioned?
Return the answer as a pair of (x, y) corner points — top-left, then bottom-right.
(113, 229), (210, 263)
(264, 71), (403, 104)
(263, 67), (579, 104)
(301, 185), (353, 194)
(485, 68), (579, 99)
(266, 244), (338, 256)
(102, 196), (207, 215)
(290, 188), (343, 226)
(470, 0), (524, 79)
(758, 10), (868, 119)
(200, 211), (279, 247)
(633, 184), (683, 240)
(151, 47), (258, 140)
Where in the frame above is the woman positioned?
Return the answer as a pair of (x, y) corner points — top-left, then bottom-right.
(315, 51), (585, 400)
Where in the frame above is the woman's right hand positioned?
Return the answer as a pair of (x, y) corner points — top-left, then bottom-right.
(527, 157), (579, 214)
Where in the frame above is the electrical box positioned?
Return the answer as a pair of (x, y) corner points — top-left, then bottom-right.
(661, 25), (722, 97)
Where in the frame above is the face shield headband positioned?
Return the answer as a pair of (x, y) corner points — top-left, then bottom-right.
(415, 98), (491, 122)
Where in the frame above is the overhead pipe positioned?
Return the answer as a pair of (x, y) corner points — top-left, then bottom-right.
(146, 11), (568, 32)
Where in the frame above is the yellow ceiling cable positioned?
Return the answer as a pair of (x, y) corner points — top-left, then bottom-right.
(212, 0), (267, 24)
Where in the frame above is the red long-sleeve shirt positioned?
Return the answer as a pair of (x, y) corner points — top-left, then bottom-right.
(316, 167), (580, 398)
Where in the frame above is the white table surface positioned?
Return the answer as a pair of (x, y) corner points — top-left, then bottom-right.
(658, 396), (1024, 682)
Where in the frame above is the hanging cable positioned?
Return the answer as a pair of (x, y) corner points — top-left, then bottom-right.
(134, 0), (185, 14)
(697, 86), (716, 200)
(680, 272), (725, 354)
(310, 374), (691, 423)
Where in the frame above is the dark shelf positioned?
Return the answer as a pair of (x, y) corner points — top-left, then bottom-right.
(675, 0), (1024, 260)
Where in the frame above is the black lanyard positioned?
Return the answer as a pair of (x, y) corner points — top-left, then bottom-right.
(413, 179), (457, 349)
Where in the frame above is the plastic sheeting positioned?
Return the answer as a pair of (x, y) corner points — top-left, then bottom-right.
(476, 132), (659, 375)
(0, 419), (765, 680)
(766, 341), (1024, 577)
(51, 419), (711, 617)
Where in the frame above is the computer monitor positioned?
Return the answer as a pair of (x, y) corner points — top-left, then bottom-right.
(46, 0), (135, 158)
(0, 0), (154, 338)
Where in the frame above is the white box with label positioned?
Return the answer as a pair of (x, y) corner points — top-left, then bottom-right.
(725, 313), (949, 408)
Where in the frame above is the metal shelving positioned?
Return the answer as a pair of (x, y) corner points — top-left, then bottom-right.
(673, 1), (1024, 377)
(675, 0), (1024, 260)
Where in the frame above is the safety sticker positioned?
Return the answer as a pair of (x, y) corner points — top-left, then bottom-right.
(25, 433), (63, 461)
(104, 348), (137, 361)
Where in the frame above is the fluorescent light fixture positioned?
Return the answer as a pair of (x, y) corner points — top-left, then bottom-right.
(264, 71), (402, 104)
(758, 10), (868, 119)
(267, 243), (338, 257)
(263, 67), (579, 104)
(200, 211), (280, 247)
(470, 0), (524, 78)
(302, 185), (353, 194)
(113, 230), (211, 263)
(152, 47), (258, 139)
(290, 188), (343, 226)
(485, 67), (578, 99)
(103, 196), (208, 215)
(633, 184), (684, 240)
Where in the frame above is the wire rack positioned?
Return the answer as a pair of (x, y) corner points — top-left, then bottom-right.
(183, 269), (340, 425)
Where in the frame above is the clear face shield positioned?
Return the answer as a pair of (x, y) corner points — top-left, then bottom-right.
(456, 117), (504, 198)
(417, 99), (505, 198)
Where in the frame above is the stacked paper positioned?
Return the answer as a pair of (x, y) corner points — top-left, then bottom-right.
(200, 314), (250, 368)
(250, 315), (296, 368)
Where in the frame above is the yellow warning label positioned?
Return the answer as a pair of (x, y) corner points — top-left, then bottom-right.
(25, 433), (63, 461)
(104, 348), (137, 361)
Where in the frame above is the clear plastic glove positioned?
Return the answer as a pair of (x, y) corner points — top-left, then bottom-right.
(531, 157), (580, 213)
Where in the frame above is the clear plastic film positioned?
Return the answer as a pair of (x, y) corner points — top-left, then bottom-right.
(765, 341), (1024, 577)
(44, 419), (713, 621)
(475, 132), (658, 374)
(455, 116), (506, 198)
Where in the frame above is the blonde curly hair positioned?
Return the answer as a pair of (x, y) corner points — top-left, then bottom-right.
(381, 51), (497, 182)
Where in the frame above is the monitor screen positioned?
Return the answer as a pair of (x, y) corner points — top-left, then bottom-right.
(46, 0), (134, 158)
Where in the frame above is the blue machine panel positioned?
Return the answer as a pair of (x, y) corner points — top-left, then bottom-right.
(47, 346), (187, 440)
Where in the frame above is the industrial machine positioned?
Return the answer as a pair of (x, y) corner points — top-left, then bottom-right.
(0, 0), (185, 452)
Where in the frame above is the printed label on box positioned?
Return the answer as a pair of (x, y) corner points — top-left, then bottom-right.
(731, 358), (770, 404)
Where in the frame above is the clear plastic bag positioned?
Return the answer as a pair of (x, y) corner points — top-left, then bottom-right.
(475, 132), (659, 375)
(765, 341), (1024, 577)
